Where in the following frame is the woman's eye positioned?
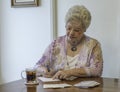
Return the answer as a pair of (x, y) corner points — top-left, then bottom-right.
(74, 30), (80, 32)
(67, 28), (71, 31)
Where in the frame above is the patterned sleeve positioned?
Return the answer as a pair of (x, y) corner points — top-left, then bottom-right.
(85, 42), (103, 77)
(34, 41), (56, 76)
(35, 41), (55, 67)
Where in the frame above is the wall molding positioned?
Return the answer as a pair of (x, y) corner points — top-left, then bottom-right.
(50, 0), (58, 40)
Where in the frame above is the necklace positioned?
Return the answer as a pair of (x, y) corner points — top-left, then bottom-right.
(68, 41), (78, 51)
(64, 36), (79, 69)
(71, 46), (77, 51)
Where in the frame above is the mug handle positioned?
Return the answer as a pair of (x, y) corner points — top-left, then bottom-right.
(21, 70), (26, 80)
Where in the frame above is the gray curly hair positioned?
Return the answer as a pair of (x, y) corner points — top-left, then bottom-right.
(65, 5), (91, 31)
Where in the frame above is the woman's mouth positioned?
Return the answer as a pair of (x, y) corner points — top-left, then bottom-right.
(67, 37), (78, 46)
(70, 36), (76, 39)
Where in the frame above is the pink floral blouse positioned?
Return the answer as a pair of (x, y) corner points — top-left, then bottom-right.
(36, 35), (103, 77)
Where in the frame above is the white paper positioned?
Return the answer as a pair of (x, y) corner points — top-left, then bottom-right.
(38, 77), (61, 82)
(16, 0), (34, 2)
(66, 76), (77, 80)
(43, 83), (72, 88)
(74, 81), (100, 88)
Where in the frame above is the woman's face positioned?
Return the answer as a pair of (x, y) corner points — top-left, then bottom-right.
(66, 20), (85, 45)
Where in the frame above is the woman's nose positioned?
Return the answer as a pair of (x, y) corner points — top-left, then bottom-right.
(69, 30), (74, 35)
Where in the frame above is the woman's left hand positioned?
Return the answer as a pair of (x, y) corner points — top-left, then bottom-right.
(52, 70), (71, 80)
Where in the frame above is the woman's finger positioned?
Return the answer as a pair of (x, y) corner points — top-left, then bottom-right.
(52, 71), (61, 79)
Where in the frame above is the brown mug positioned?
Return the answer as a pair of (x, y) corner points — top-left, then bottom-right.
(21, 67), (37, 84)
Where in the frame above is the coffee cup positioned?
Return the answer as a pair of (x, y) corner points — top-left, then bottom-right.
(21, 67), (37, 84)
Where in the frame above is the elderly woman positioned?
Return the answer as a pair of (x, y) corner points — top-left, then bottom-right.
(35, 5), (103, 80)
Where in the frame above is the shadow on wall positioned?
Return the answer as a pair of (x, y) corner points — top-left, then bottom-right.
(0, 0), (2, 85)
(0, 36), (2, 84)
(0, 63), (2, 84)
(0, 19), (2, 85)
(0, 26), (1, 84)
(0, 43), (2, 84)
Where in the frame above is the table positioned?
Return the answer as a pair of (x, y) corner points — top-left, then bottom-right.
(0, 77), (120, 92)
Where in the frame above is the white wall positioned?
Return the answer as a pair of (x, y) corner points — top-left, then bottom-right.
(57, 0), (120, 78)
(0, 0), (52, 84)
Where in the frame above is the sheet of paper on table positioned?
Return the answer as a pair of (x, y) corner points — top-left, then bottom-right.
(38, 76), (77, 82)
(39, 77), (100, 89)
(38, 77), (61, 82)
(43, 83), (72, 88)
(74, 81), (100, 88)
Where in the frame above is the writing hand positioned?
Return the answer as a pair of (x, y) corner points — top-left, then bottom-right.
(46, 65), (50, 72)
(43, 68), (55, 78)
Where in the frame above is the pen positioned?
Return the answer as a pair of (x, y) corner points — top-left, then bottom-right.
(46, 65), (50, 72)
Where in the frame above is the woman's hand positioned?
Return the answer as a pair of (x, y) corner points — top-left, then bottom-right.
(36, 66), (54, 77)
(43, 68), (55, 78)
(52, 70), (71, 80)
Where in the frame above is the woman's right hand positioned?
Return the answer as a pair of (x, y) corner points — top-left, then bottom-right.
(43, 68), (55, 78)
(36, 66), (55, 78)
(36, 66), (48, 77)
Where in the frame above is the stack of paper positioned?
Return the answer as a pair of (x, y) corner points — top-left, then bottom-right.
(38, 77), (61, 82)
(74, 81), (100, 88)
(43, 83), (72, 88)
(38, 77), (100, 89)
